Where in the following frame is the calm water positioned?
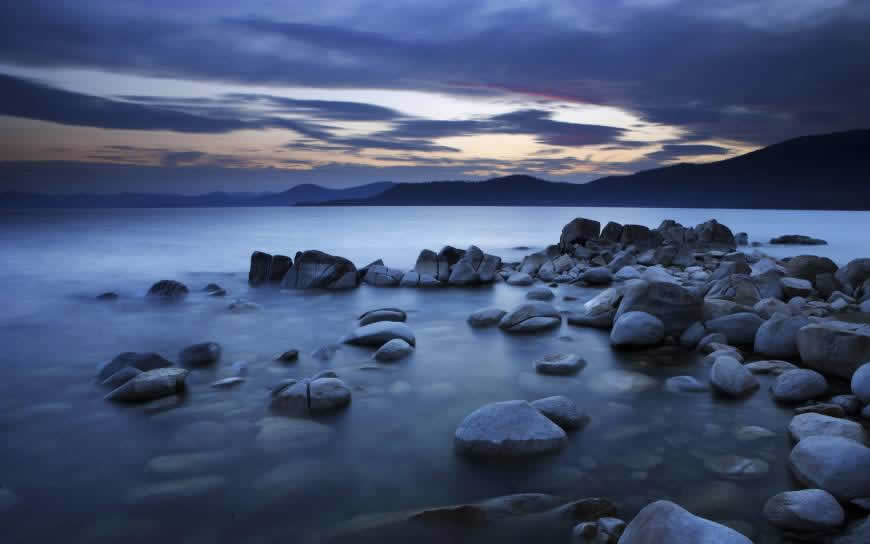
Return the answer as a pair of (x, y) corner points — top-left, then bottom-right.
(0, 207), (867, 543)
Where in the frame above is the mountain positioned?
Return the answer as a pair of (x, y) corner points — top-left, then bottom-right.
(309, 129), (870, 210)
(0, 181), (394, 208)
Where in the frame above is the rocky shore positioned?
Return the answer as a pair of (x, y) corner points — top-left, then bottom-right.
(94, 216), (870, 543)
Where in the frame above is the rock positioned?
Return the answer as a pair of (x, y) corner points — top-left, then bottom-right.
(608, 250), (636, 272)
(763, 489), (844, 532)
(697, 333), (728, 352)
(276, 349), (299, 363)
(207, 287), (227, 297)
(507, 272), (534, 286)
(610, 311), (665, 347)
(789, 436), (870, 501)
(836, 258), (870, 291)
(581, 267), (613, 285)
(178, 342), (221, 367)
(280, 250), (358, 289)
(96, 291), (119, 300)
(105, 368), (189, 402)
(526, 287), (555, 300)
(531, 396), (589, 430)
(620, 224), (652, 247)
(101, 366), (142, 389)
(97, 352), (172, 381)
(373, 339), (414, 362)
(363, 264), (404, 287)
(832, 516), (870, 544)
(146, 279), (188, 299)
(454, 400), (567, 457)
(614, 266), (641, 281)
(694, 219), (737, 249)
(227, 299), (260, 312)
(640, 266), (678, 284)
(308, 378), (352, 412)
(498, 302), (562, 333)
(210, 377), (244, 388)
(753, 297), (790, 319)
(786, 255), (838, 282)
(468, 307), (507, 328)
(745, 360), (798, 375)
(788, 412), (868, 443)
(852, 362), (870, 403)
(601, 221), (623, 243)
(795, 403), (846, 417)
(414, 249), (450, 282)
(771, 235), (828, 245)
(342, 321), (416, 347)
(735, 425), (776, 441)
(735, 232), (748, 246)
(359, 308), (407, 326)
(772, 369), (827, 403)
(754, 314), (811, 359)
(270, 380), (309, 412)
(615, 281), (703, 336)
(248, 251), (291, 285)
(830, 394), (861, 416)
(702, 349), (744, 365)
(704, 454), (769, 480)
(665, 376), (710, 393)
(710, 356), (759, 397)
(781, 277), (814, 299)
(617, 500), (751, 544)
(797, 321), (870, 379)
(680, 322), (706, 348)
(448, 245), (501, 285)
(533, 354), (586, 376)
(559, 218), (601, 252)
(704, 312), (763, 345)
(566, 309), (615, 329)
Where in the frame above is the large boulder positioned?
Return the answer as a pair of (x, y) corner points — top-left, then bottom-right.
(468, 307), (507, 328)
(710, 356), (759, 397)
(146, 280), (189, 299)
(781, 277), (814, 299)
(619, 224), (652, 248)
(498, 302), (562, 333)
(105, 368), (189, 403)
(97, 352), (172, 381)
(610, 312), (665, 347)
(581, 267), (613, 285)
(704, 312), (763, 346)
(763, 489), (845, 532)
(836, 258), (870, 291)
(454, 400), (567, 457)
(693, 219), (737, 250)
(786, 255), (837, 282)
(362, 264), (404, 287)
(559, 218), (601, 252)
(601, 221), (623, 243)
(614, 281), (703, 337)
(797, 321), (870, 379)
(852, 362), (870, 403)
(754, 314), (810, 359)
(414, 249), (450, 282)
(248, 251), (292, 286)
(341, 321), (416, 347)
(530, 396), (588, 430)
(788, 412), (867, 443)
(281, 250), (359, 289)
(772, 369), (827, 403)
(179, 342), (221, 367)
(617, 500), (751, 544)
(789, 436), (870, 501)
(448, 245), (501, 285)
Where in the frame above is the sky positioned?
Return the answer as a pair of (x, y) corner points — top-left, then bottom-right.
(0, 0), (868, 193)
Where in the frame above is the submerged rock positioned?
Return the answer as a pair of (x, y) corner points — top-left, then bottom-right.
(530, 396), (588, 430)
(372, 339), (414, 362)
(763, 489), (844, 532)
(704, 454), (769, 481)
(533, 354), (586, 376)
(454, 400), (567, 457)
(308, 378), (352, 412)
(97, 352), (172, 381)
(710, 356), (758, 397)
(745, 360), (798, 375)
(96, 291), (119, 301)
(789, 436), (870, 501)
(146, 279), (189, 299)
(468, 307), (507, 328)
(498, 302), (562, 333)
(359, 308), (407, 326)
(105, 368), (189, 402)
(280, 250), (359, 289)
(618, 500), (751, 544)
(178, 342), (221, 367)
(342, 321), (416, 347)
(610, 311), (665, 347)
(771, 369), (827, 403)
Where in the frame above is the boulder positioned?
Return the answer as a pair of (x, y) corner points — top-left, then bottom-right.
(146, 280), (189, 299)
(530, 396), (589, 430)
(710, 356), (759, 397)
(771, 369), (827, 403)
(178, 342), (221, 367)
(789, 436), (870, 500)
(342, 321), (416, 348)
(771, 235), (828, 245)
(362, 265), (404, 287)
(281, 250), (359, 289)
(97, 352), (172, 381)
(526, 287), (555, 301)
(704, 312), (764, 346)
(610, 312), (665, 347)
(414, 249), (450, 282)
(608, 250), (636, 272)
(693, 219), (737, 250)
(752, 269), (785, 300)
(788, 412), (867, 443)
(269, 255), (292, 283)
(448, 246), (501, 285)
(753, 297), (790, 319)
(105, 368), (189, 402)
(601, 221), (623, 243)
(100, 366), (142, 389)
(533, 354), (586, 376)
(359, 308), (407, 326)
(851, 362), (870, 403)
(454, 400), (567, 457)
(786, 255), (838, 282)
(836, 258), (870, 291)
(581, 267), (613, 285)
(373, 339), (414, 362)
(498, 302), (562, 333)
(617, 500), (751, 544)
(781, 277), (814, 299)
(308, 378), (352, 412)
(619, 224), (652, 248)
(754, 314), (810, 359)
(507, 272), (534, 286)
(249, 251), (272, 285)
(468, 307), (507, 328)
(640, 266), (678, 284)
(559, 218), (601, 252)
(797, 321), (870, 379)
(763, 489), (844, 532)
(614, 266), (641, 281)
(615, 281), (703, 337)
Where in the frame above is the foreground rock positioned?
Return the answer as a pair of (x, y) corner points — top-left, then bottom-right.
(797, 321), (870, 379)
(271, 376), (352, 414)
(359, 308), (407, 326)
(789, 436), (870, 501)
(448, 245), (501, 286)
(763, 489), (844, 532)
(710, 356), (759, 397)
(617, 500), (751, 544)
(771, 369), (827, 403)
(754, 314), (810, 359)
(498, 302), (561, 333)
(610, 311), (664, 347)
(704, 312), (763, 346)
(372, 339), (414, 362)
(530, 396), (588, 430)
(788, 412), (868, 443)
(533, 354), (586, 376)
(248, 251), (292, 285)
(341, 321), (416, 348)
(105, 368), (189, 402)
(615, 281), (703, 336)
(559, 217), (600, 252)
(454, 400), (567, 457)
(468, 307), (507, 328)
(178, 342), (221, 367)
(146, 280), (189, 299)
(280, 250), (359, 289)
(852, 362), (870, 403)
(97, 352), (173, 381)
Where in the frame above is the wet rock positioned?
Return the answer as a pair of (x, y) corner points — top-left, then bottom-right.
(704, 312), (763, 346)
(852, 362), (870, 403)
(704, 454), (769, 480)
(96, 291), (119, 301)
(754, 314), (810, 359)
(781, 277), (814, 299)
(764, 489), (844, 532)
(735, 425), (776, 441)
(97, 352), (172, 381)
(342, 321), (416, 347)
(526, 287), (555, 300)
(830, 394), (861, 415)
(788, 412), (868, 443)
(795, 403), (846, 417)
(665, 376), (710, 393)
(454, 400), (567, 457)
(679, 322), (706, 348)
(610, 311), (665, 347)
(710, 356), (759, 397)
(786, 255), (838, 282)
(581, 267), (613, 285)
(533, 354), (586, 376)
(560, 217), (601, 252)
(498, 302), (562, 333)
(618, 500), (751, 544)
(210, 377), (244, 388)
(100, 366), (142, 389)
(105, 368), (189, 402)
(414, 249), (450, 282)
(615, 280), (703, 337)
(789, 436), (870, 501)
(362, 264), (404, 287)
(308, 378), (352, 412)
(608, 250), (636, 273)
(507, 272), (534, 286)
(178, 342), (221, 367)
(372, 339), (414, 362)
(359, 308), (407, 326)
(280, 250), (359, 289)
(771, 235), (828, 245)
(745, 360), (798, 375)
(531, 396), (589, 430)
(771, 369), (827, 403)
(204, 283), (221, 292)
(270, 381), (309, 412)
(275, 349), (299, 363)
(448, 245), (501, 285)
(146, 279), (189, 299)
(797, 321), (870, 379)
(469, 307), (507, 328)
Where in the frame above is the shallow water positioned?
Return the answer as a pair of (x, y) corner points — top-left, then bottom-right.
(0, 207), (866, 543)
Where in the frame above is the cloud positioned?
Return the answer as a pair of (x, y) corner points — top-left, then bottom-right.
(645, 143), (732, 161)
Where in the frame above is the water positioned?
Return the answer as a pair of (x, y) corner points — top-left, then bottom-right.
(0, 207), (867, 543)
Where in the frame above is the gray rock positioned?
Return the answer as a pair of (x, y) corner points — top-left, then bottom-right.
(617, 500), (751, 544)
(615, 280), (703, 336)
(665, 375), (710, 393)
(640, 266), (678, 284)
(745, 360), (798, 375)
(614, 266), (641, 281)
(679, 322), (706, 348)
(763, 489), (844, 532)
(498, 302), (562, 333)
(96, 291), (119, 300)
(704, 312), (763, 345)
(526, 287), (555, 300)
(786, 255), (838, 282)
(610, 311), (665, 347)
(797, 321), (870, 379)
(269, 380), (309, 412)
(414, 249), (450, 282)
(559, 217), (601, 251)
(788, 412), (868, 443)
(795, 403), (847, 418)
(601, 221), (623, 243)
(97, 351), (172, 381)
(454, 400), (567, 457)
(531, 396), (589, 430)
(697, 332), (728, 352)
(281, 250), (359, 289)
(210, 377), (244, 388)
(178, 342), (221, 367)
(308, 378), (352, 412)
(754, 314), (810, 359)
(275, 349), (299, 363)
(448, 245), (501, 285)
(146, 279), (189, 299)
(249, 251), (292, 285)
(694, 219), (737, 250)
(782, 277), (814, 299)
(771, 369), (827, 403)
(507, 272), (534, 286)
(710, 356), (759, 397)
(105, 368), (189, 402)
(852, 362), (870, 403)
(362, 264), (404, 286)
(581, 267), (613, 285)
(566, 309), (615, 329)
(359, 308), (407, 326)
(836, 258), (870, 291)
(468, 307), (507, 328)
(830, 394), (861, 416)
(342, 321), (416, 347)
(534, 354), (586, 376)
(704, 454), (769, 480)
(372, 339), (414, 362)
(608, 250), (636, 272)
(789, 436), (870, 501)
(100, 366), (142, 389)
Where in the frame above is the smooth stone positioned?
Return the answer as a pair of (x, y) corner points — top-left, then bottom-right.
(745, 360), (798, 375)
(754, 297), (791, 319)
(275, 349), (299, 363)
(610, 311), (665, 347)
(498, 302), (561, 333)
(341, 321), (416, 347)
(704, 312), (764, 346)
(506, 272), (534, 286)
(789, 436), (870, 501)
(735, 425), (776, 441)
(679, 322), (706, 348)
(754, 314), (811, 359)
(530, 396), (589, 430)
(710, 356), (759, 397)
(100, 366), (142, 389)
(798, 322), (870, 379)
(771, 369), (827, 403)
(581, 267), (613, 285)
(701, 349), (744, 365)
(665, 375), (710, 393)
(454, 400), (567, 457)
(97, 351), (173, 381)
(704, 454), (769, 480)
(617, 500), (752, 544)
(178, 342), (221, 367)
(782, 276), (814, 299)
(210, 377), (244, 388)
(640, 266), (679, 284)
(852, 362), (870, 403)
(468, 307), (507, 328)
(372, 339), (414, 362)
(614, 266), (641, 281)
(534, 353), (586, 376)
(359, 308), (407, 326)
(308, 378), (352, 412)
(795, 403), (846, 418)
(146, 279), (189, 299)
(104, 368), (189, 402)
(830, 394), (861, 415)
(788, 412), (868, 443)
(526, 287), (555, 300)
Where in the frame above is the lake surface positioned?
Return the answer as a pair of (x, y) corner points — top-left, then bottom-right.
(1, 207), (868, 543)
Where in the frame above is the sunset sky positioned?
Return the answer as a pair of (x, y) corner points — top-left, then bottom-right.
(1, 0), (868, 193)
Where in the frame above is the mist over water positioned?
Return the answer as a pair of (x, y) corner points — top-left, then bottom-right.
(1, 206), (868, 543)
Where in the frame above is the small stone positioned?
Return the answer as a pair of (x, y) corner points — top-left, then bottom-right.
(788, 412), (868, 443)
(372, 339), (414, 362)
(534, 353), (586, 376)
(275, 349), (299, 363)
(710, 356), (759, 397)
(178, 342), (221, 367)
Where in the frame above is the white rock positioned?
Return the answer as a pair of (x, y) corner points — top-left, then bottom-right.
(788, 412), (867, 443)
(771, 369), (827, 403)
(789, 436), (870, 501)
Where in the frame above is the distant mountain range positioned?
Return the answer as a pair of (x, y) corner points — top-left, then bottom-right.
(2, 130), (869, 209)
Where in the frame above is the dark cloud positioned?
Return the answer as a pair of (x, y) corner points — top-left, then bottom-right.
(645, 144), (733, 162)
